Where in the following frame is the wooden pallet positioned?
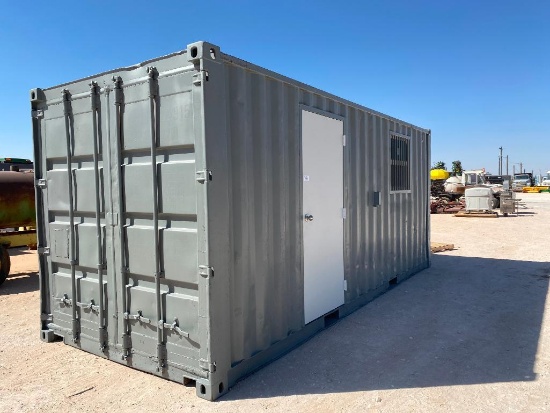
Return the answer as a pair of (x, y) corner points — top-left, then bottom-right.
(454, 211), (498, 218)
(431, 242), (454, 253)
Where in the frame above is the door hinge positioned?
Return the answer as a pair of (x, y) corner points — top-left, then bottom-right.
(37, 246), (50, 255)
(343, 280), (348, 291)
(199, 359), (216, 373)
(192, 71), (209, 86)
(32, 110), (44, 119)
(342, 134), (346, 146)
(199, 265), (214, 278)
(196, 170), (212, 184)
(40, 313), (53, 322)
(36, 179), (47, 189)
(342, 208), (347, 219)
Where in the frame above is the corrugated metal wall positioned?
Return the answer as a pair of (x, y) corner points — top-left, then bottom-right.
(218, 57), (430, 365)
(222, 65), (303, 364)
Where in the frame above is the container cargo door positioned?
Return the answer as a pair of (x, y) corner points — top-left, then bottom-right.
(110, 68), (202, 372)
(302, 110), (345, 324)
(35, 64), (204, 376)
(37, 85), (110, 349)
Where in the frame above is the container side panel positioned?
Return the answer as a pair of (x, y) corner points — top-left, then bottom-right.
(221, 59), (429, 367)
(223, 65), (304, 365)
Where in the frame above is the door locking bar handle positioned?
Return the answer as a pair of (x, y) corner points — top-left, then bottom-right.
(76, 299), (100, 313)
(124, 310), (151, 324)
(54, 293), (72, 306)
(162, 318), (190, 338)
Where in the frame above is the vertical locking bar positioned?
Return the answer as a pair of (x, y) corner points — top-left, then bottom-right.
(31, 88), (51, 331)
(112, 76), (131, 357)
(90, 82), (107, 351)
(147, 67), (166, 371)
(62, 89), (79, 343)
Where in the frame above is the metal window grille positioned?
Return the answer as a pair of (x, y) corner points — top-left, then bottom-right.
(390, 133), (410, 192)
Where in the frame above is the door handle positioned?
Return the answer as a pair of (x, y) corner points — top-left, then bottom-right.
(304, 214), (314, 222)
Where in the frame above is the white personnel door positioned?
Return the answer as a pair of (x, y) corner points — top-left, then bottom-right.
(302, 110), (345, 324)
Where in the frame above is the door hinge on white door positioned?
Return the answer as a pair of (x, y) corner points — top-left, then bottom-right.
(342, 134), (346, 146)
(343, 280), (348, 291)
(342, 208), (347, 219)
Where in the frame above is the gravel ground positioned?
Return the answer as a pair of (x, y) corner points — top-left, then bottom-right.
(1, 193), (549, 412)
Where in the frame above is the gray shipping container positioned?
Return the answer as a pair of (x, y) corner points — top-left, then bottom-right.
(31, 41), (431, 400)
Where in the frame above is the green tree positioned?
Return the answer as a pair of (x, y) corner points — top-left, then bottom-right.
(451, 160), (463, 176)
(432, 161), (446, 170)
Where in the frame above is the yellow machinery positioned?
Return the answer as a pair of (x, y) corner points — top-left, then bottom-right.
(522, 186), (550, 193)
(430, 169), (450, 181)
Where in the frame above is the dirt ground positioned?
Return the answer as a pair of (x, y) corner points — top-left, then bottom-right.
(1, 193), (550, 412)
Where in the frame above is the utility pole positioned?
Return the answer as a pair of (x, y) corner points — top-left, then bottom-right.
(520, 162), (523, 174)
(498, 146), (503, 175)
(506, 155), (509, 175)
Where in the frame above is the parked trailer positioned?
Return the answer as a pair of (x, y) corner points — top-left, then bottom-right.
(32, 41), (431, 400)
(0, 170), (37, 285)
(0, 158), (33, 172)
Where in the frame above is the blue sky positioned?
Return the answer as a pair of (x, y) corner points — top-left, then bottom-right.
(1, 1), (548, 176)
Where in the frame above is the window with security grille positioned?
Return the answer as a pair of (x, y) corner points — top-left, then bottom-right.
(390, 133), (410, 192)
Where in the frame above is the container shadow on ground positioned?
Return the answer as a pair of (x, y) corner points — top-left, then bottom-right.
(7, 247), (35, 257)
(0, 272), (39, 295)
(0, 247), (38, 295)
(223, 255), (550, 400)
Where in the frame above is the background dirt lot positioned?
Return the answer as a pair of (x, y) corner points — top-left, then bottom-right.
(1, 193), (550, 412)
